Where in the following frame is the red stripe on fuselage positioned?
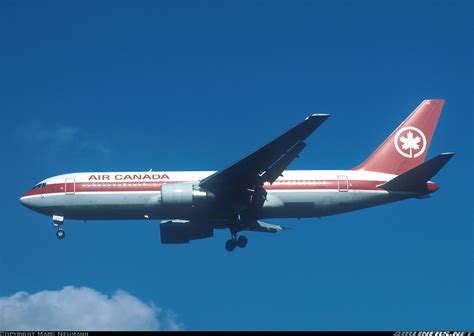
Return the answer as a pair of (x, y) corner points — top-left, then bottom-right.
(22, 179), (387, 197)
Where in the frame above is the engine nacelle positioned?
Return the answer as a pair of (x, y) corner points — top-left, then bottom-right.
(160, 183), (214, 206)
(160, 220), (213, 244)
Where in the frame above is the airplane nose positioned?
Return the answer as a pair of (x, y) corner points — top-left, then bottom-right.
(20, 195), (31, 208)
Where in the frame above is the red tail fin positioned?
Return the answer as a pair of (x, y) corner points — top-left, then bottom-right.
(354, 99), (445, 175)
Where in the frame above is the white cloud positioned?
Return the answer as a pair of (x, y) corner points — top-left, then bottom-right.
(0, 286), (182, 331)
(17, 121), (112, 158)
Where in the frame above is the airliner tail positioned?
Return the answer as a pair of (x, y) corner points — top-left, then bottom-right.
(354, 99), (445, 175)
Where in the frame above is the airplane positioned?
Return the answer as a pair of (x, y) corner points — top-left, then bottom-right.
(20, 99), (454, 251)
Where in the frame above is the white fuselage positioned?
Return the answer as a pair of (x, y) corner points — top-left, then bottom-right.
(20, 169), (419, 221)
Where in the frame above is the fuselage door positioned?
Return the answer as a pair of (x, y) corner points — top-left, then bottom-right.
(65, 178), (76, 195)
(337, 175), (349, 192)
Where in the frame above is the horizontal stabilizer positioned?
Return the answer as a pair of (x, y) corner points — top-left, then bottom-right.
(244, 220), (287, 233)
(378, 152), (454, 192)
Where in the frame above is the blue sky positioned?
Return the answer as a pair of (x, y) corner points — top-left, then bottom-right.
(0, 0), (472, 330)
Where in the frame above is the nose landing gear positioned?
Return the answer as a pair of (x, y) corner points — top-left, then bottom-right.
(56, 228), (65, 239)
(53, 215), (65, 240)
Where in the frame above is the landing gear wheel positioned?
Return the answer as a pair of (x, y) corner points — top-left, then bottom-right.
(237, 235), (248, 248)
(225, 239), (236, 252)
(56, 229), (65, 240)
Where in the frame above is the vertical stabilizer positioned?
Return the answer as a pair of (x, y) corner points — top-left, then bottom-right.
(354, 99), (444, 175)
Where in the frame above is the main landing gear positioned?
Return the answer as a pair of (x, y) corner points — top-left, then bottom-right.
(53, 215), (65, 240)
(225, 231), (248, 252)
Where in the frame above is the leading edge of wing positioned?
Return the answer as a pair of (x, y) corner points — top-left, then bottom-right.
(199, 113), (330, 192)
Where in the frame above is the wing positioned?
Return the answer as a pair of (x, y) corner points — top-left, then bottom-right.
(199, 114), (329, 206)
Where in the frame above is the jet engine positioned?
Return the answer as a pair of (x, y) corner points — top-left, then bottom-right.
(160, 219), (213, 244)
(160, 183), (215, 206)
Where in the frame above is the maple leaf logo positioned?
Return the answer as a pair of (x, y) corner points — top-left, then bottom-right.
(393, 126), (427, 158)
(399, 131), (421, 157)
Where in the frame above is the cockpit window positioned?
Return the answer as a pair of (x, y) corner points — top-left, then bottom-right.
(31, 183), (47, 190)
